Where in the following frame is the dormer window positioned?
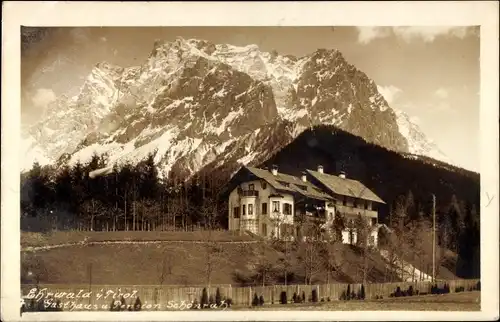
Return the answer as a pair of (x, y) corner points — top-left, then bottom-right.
(277, 180), (290, 188)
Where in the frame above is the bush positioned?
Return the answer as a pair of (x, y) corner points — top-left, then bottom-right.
(455, 286), (465, 293)
(312, 289), (318, 303)
(259, 295), (265, 306)
(394, 286), (402, 298)
(443, 283), (450, 294)
(339, 291), (346, 301)
(280, 291), (287, 304)
(327, 297), (331, 302)
(301, 291), (306, 303)
(252, 293), (259, 306)
(215, 288), (222, 306)
(407, 285), (414, 297)
(191, 298), (199, 310)
(200, 288), (209, 308)
(133, 297), (142, 311)
(360, 284), (366, 300)
(292, 292), (298, 303)
(346, 285), (351, 300)
(226, 298), (233, 307)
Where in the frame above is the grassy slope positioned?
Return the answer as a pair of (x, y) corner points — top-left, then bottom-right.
(21, 231), (402, 285)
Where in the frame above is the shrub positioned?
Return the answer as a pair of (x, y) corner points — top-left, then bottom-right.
(200, 288), (209, 308)
(395, 286), (402, 298)
(327, 297), (331, 302)
(215, 288), (222, 306)
(360, 284), (366, 300)
(443, 283), (450, 294)
(312, 289), (318, 303)
(292, 292), (298, 303)
(109, 299), (117, 311)
(133, 297), (142, 311)
(226, 298), (233, 307)
(346, 285), (351, 300)
(191, 298), (199, 310)
(339, 291), (346, 301)
(252, 293), (259, 306)
(280, 291), (288, 304)
(407, 285), (414, 297)
(455, 286), (465, 293)
(259, 295), (265, 306)
(119, 296), (127, 311)
(301, 291), (306, 303)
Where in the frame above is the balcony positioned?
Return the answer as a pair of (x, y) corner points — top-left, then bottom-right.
(240, 190), (259, 197)
(336, 204), (377, 218)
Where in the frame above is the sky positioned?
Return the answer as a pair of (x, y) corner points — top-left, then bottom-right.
(21, 26), (480, 172)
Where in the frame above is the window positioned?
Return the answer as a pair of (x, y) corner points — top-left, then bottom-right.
(261, 181), (267, 190)
(262, 203), (268, 215)
(284, 203), (292, 215)
(242, 205), (246, 216)
(364, 201), (368, 209)
(249, 183), (255, 191)
(272, 201), (280, 213)
(248, 204), (254, 215)
(277, 180), (290, 187)
(233, 207), (240, 219)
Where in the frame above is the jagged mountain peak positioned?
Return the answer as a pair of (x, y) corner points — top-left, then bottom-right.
(21, 38), (452, 177)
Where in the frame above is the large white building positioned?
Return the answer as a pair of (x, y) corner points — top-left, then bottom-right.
(226, 165), (386, 247)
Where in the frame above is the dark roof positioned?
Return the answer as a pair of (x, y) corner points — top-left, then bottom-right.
(245, 167), (333, 201)
(306, 169), (385, 204)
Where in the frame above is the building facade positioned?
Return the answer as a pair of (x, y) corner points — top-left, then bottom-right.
(227, 165), (386, 247)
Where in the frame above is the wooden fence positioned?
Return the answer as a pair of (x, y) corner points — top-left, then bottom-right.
(21, 279), (480, 311)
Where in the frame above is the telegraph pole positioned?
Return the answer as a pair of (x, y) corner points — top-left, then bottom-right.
(432, 194), (436, 283)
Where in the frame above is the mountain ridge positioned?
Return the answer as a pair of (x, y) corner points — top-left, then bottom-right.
(21, 37), (454, 176)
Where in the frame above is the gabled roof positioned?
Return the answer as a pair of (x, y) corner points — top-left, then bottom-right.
(306, 169), (385, 204)
(245, 167), (333, 201)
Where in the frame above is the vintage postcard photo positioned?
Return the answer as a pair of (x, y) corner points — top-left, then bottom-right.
(2, 1), (499, 321)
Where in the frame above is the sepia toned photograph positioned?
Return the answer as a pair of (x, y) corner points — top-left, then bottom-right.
(2, 1), (499, 321)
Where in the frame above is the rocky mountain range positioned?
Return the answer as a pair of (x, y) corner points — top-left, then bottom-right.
(21, 37), (453, 176)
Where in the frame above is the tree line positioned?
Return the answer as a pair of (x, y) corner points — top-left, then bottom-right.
(20, 152), (228, 233)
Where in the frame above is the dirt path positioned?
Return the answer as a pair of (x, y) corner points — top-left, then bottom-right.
(22, 239), (260, 253)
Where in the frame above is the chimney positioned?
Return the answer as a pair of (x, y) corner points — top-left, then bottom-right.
(317, 165), (324, 174)
(339, 171), (346, 179)
(301, 171), (307, 182)
(271, 165), (278, 176)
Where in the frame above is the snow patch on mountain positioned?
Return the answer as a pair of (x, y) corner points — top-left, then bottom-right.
(21, 37), (453, 177)
(394, 108), (453, 165)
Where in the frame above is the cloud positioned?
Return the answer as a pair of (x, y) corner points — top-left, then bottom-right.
(356, 26), (477, 44)
(31, 88), (56, 108)
(377, 85), (402, 104)
(434, 87), (449, 99)
(356, 27), (391, 45)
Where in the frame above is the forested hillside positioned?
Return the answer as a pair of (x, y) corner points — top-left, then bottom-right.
(20, 125), (480, 279)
